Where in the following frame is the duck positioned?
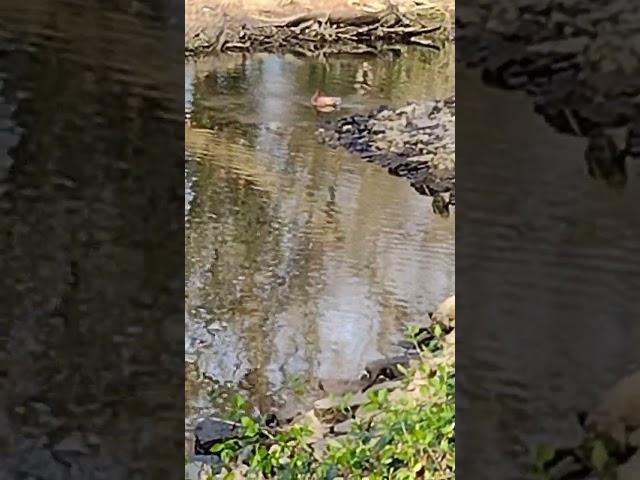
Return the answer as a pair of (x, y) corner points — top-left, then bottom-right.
(310, 88), (342, 111)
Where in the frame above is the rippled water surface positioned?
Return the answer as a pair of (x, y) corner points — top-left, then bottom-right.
(185, 47), (455, 435)
(457, 66), (640, 480)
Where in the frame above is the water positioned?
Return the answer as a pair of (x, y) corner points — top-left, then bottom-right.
(457, 66), (640, 479)
(184, 47), (455, 437)
(1, 3), (184, 478)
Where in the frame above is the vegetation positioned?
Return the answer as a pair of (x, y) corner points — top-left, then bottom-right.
(533, 436), (628, 480)
(202, 345), (454, 479)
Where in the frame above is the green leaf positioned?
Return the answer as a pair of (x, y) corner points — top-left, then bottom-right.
(590, 440), (609, 472)
(210, 442), (226, 453)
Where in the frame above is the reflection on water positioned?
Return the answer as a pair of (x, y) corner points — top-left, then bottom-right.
(457, 67), (640, 480)
(185, 48), (455, 431)
(1, 1), (184, 478)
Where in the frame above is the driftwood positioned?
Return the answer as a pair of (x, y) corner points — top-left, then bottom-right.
(249, 9), (387, 28)
(186, 6), (449, 56)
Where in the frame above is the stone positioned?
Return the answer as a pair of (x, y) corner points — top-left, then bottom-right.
(312, 438), (328, 461)
(430, 295), (455, 329)
(194, 417), (243, 455)
(316, 98), (455, 203)
(333, 419), (354, 434)
(585, 370), (640, 449)
(314, 391), (369, 413)
(361, 354), (418, 388)
(295, 410), (328, 444)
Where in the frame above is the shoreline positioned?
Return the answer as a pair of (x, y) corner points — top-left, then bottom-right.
(316, 99), (455, 215)
(185, 0), (453, 56)
(188, 295), (456, 479)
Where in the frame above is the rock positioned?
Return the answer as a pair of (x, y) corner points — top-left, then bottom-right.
(333, 419), (354, 434)
(312, 438), (328, 461)
(430, 295), (455, 329)
(276, 396), (309, 424)
(294, 410), (328, 444)
(314, 391), (369, 413)
(396, 103), (417, 116)
(194, 417), (243, 455)
(360, 354), (419, 390)
(444, 328), (455, 346)
(185, 461), (213, 480)
(368, 380), (404, 393)
(319, 378), (368, 397)
(585, 370), (640, 449)
(316, 98), (455, 205)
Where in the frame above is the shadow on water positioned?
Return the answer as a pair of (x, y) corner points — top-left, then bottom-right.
(457, 66), (640, 479)
(185, 47), (455, 435)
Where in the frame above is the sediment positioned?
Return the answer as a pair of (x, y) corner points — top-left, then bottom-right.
(316, 98), (455, 214)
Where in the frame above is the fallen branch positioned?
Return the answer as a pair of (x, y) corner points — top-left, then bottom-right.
(249, 9), (390, 28)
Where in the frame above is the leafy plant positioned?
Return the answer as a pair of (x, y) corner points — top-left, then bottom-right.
(204, 361), (455, 479)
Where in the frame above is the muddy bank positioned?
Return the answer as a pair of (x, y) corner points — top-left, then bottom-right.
(316, 98), (455, 215)
(188, 295), (455, 478)
(186, 0), (453, 56)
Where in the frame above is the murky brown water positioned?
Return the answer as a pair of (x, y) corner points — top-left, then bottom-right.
(185, 47), (455, 435)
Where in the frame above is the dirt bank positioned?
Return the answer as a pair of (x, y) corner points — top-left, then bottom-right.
(316, 98), (455, 215)
(186, 0), (453, 56)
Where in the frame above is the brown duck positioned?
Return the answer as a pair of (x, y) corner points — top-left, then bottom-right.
(310, 88), (342, 111)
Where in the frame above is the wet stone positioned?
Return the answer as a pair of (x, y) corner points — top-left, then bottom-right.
(316, 98), (455, 206)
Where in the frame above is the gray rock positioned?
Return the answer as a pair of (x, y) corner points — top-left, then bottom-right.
(194, 417), (243, 455)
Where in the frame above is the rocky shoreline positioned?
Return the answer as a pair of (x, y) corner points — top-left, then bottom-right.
(187, 295), (456, 479)
(457, 0), (640, 187)
(316, 99), (455, 216)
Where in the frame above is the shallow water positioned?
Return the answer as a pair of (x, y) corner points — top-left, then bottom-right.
(185, 47), (455, 437)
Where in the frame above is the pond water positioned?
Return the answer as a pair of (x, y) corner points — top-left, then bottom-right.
(184, 47), (455, 442)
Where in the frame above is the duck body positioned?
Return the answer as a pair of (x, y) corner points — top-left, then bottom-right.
(311, 89), (342, 111)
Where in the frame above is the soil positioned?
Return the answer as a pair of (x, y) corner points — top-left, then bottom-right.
(186, 0), (453, 55)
